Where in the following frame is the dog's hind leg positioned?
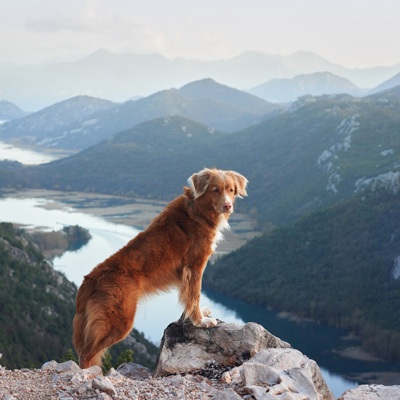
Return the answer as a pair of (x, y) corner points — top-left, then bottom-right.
(78, 295), (139, 369)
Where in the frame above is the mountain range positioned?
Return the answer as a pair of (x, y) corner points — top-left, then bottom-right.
(0, 79), (281, 150)
(2, 49), (400, 111)
(1, 85), (399, 230)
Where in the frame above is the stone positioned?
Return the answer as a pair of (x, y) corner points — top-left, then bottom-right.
(245, 348), (334, 400)
(212, 388), (243, 399)
(96, 394), (112, 400)
(339, 384), (400, 400)
(41, 360), (80, 373)
(92, 376), (117, 396)
(116, 362), (151, 381)
(105, 367), (124, 380)
(154, 318), (290, 377)
(70, 365), (102, 382)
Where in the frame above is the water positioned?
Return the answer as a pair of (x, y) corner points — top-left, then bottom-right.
(0, 140), (58, 165)
(0, 195), (364, 396)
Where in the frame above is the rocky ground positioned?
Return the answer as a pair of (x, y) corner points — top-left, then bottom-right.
(1, 319), (400, 400)
(0, 361), (237, 400)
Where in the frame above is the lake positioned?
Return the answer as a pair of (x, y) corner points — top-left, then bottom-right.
(0, 140), (58, 165)
(0, 193), (364, 397)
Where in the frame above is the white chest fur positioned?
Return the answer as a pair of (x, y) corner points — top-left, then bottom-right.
(211, 217), (230, 252)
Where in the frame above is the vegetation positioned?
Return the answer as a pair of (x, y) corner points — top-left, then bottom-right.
(0, 223), (158, 370)
(0, 222), (77, 369)
(203, 191), (400, 361)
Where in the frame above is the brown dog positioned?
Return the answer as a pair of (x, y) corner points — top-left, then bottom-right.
(73, 168), (248, 368)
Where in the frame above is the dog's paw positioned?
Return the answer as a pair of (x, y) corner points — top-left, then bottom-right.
(198, 316), (217, 328)
(201, 306), (212, 317)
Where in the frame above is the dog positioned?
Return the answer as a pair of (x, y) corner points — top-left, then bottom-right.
(72, 168), (248, 368)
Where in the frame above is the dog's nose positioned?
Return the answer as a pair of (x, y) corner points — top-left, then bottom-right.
(223, 202), (232, 211)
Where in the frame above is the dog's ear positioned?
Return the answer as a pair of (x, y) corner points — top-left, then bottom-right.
(183, 186), (195, 201)
(227, 171), (248, 198)
(188, 169), (212, 199)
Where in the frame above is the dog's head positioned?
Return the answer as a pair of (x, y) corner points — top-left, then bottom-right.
(187, 168), (248, 215)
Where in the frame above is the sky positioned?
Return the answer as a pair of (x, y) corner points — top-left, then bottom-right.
(1, 0), (400, 68)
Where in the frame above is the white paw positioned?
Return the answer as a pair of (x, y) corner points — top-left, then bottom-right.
(201, 307), (212, 317)
(198, 316), (217, 328)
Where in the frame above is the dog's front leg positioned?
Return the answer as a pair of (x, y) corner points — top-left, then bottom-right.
(179, 265), (217, 328)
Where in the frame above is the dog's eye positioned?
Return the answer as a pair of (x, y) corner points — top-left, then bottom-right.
(230, 188), (234, 192)
(213, 187), (219, 193)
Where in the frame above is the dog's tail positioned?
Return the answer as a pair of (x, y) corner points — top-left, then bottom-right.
(73, 278), (110, 369)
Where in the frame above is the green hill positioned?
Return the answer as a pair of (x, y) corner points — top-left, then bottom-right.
(203, 191), (400, 361)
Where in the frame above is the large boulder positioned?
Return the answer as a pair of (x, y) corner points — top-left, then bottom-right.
(242, 348), (335, 400)
(154, 318), (290, 377)
(339, 384), (400, 399)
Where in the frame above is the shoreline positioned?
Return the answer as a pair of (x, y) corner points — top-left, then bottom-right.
(1, 188), (261, 262)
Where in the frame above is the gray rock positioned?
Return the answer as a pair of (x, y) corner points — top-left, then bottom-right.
(211, 388), (242, 399)
(339, 384), (400, 400)
(92, 376), (116, 396)
(41, 360), (80, 373)
(70, 365), (102, 382)
(116, 362), (151, 381)
(245, 348), (334, 400)
(154, 318), (290, 377)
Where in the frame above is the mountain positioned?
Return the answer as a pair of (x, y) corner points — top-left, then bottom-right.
(19, 117), (230, 196)
(249, 72), (364, 103)
(0, 80), (281, 151)
(368, 72), (400, 95)
(1, 49), (400, 111)
(0, 100), (28, 121)
(4, 87), (399, 229)
(0, 95), (117, 146)
(177, 78), (271, 112)
(203, 191), (400, 362)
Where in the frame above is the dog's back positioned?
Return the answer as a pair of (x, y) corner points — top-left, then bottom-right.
(73, 168), (248, 368)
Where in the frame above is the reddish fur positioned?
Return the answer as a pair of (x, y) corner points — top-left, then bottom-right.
(72, 168), (248, 369)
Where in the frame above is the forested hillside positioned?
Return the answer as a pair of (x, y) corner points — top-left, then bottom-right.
(0, 223), (158, 369)
(203, 191), (400, 361)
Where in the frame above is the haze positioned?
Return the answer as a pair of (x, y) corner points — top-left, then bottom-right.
(1, 0), (400, 68)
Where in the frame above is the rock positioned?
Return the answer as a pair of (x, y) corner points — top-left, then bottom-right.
(116, 362), (151, 381)
(212, 388), (243, 399)
(70, 365), (102, 382)
(41, 360), (80, 373)
(245, 348), (334, 400)
(154, 318), (290, 377)
(92, 376), (117, 396)
(339, 384), (400, 399)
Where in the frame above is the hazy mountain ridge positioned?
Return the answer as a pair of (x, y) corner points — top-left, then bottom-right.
(0, 80), (281, 151)
(2, 49), (400, 111)
(0, 95), (117, 145)
(249, 71), (366, 103)
(368, 72), (400, 95)
(0, 100), (28, 121)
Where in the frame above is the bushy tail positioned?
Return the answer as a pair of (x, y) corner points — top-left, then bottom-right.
(72, 278), (108, 369)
